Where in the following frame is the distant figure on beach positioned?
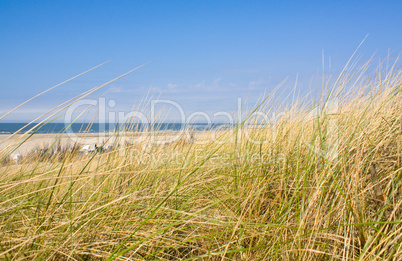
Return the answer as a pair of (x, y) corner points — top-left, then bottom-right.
(12, 154), (22, 163)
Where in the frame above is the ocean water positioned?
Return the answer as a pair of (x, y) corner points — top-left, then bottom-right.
(0, 123), (230, 134)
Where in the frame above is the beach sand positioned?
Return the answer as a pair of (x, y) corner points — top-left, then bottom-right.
(0, 133), (106, 155)
(0, 130), (214, 156)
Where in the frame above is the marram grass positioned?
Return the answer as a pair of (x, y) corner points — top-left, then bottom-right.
(0, 63), (401, 260)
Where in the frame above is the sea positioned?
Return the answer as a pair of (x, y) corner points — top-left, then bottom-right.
(0, 123), (231, 134)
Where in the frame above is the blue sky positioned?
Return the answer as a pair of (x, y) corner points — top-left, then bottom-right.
(0, 0), (401, 122)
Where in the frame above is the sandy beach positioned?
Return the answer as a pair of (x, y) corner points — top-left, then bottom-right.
(0, 133), (108, 155)
(0, 130), (211, 156)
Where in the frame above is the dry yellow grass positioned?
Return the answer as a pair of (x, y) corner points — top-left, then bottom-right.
(0, 60), (401, 260)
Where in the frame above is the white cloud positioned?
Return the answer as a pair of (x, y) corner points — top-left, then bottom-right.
(192, 80), (206, 90)
(9, 108), (52, 114)
(167, 83), (178, 90)
(108, 85), (149, 94)
(139, 85), (162, 93)
(248, 79), (267, 90)
(190, 78), (226, 92)
(107, 86), (138, 94)
(108, 86), (123, 93)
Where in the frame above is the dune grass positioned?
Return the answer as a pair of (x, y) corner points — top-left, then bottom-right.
(0, 60), (401, 260)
